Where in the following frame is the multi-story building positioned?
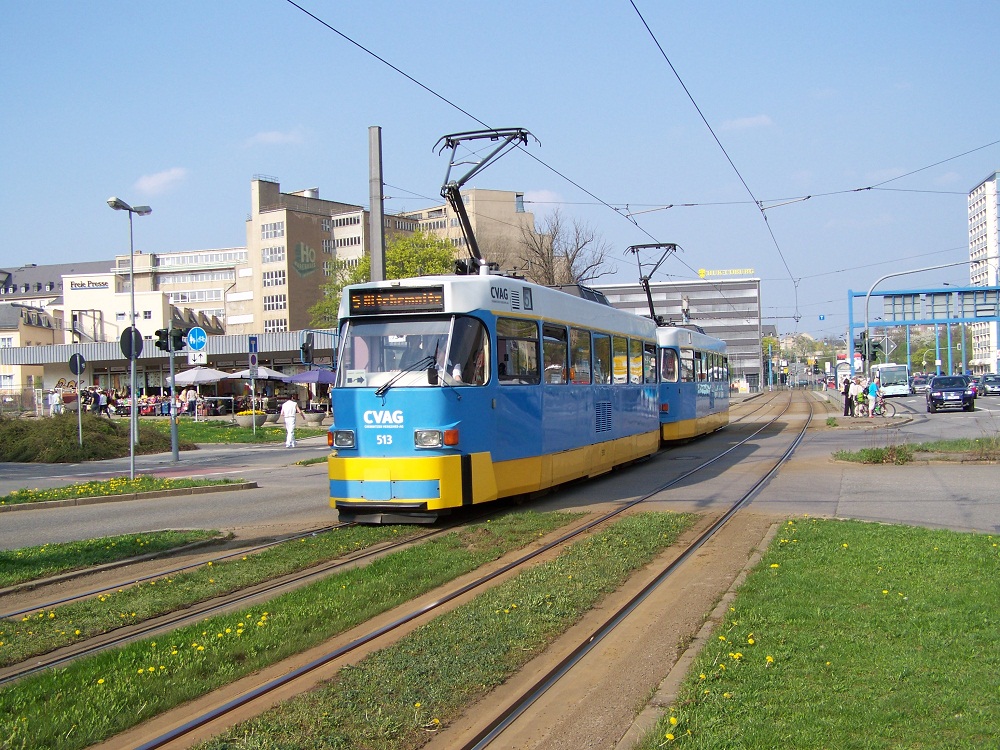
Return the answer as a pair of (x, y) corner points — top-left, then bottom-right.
(595, 278), (763, 389)
(968, 172), (1000, 373)
(227, 175), (419, 335)
(0, 303), (60, 400)
(403, 188), (535, 272)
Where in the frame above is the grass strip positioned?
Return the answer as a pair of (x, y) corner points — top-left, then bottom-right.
(142, 418), (328, 444)
(911, 435), (1000, 458)
(0, 525), (419, 667)
(0, 475), (244, 507)
(0, 531), (218, 589)
(198, 511), (696, 750)
(0, 511), (579, 750)
(636, 518), (1000, 749)
(832, 445), (914, 464)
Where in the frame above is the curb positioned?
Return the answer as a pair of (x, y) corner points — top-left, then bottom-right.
(616, 520), (781, 748)
(0, 481), (258, 513)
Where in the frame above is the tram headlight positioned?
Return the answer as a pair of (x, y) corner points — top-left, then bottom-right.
(332, 430), (355, 448)
(414, 429), (459, 448)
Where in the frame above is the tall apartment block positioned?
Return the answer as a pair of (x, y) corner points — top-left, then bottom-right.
(968, 172), (1000, 373)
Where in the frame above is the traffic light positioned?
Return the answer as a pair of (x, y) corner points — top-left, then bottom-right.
(300, 332), (314, 364)
(155, 329), (169, 352)
(171, 328), (187, 352)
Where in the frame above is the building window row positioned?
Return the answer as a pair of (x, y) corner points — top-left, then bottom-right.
(1, 336), (14, 348)
(263, 294), (287, 311)
(159, 271), (235, 284)
(393, 219), (417, 231)
(323, 239), (335, 255)
(451, 237), (467, 247)
(335, 236), (362, 248)
(262, 270), (287, 287)
(323, 261), (335, 277)
(263, 318), (288, 333)
(331, 215), (361, 228)
(168, 289), (223, 304)
(423, 219), (448, 231)
(262, 246), (286, 264)
(261, 221), (285, 240)
(157, 250), (248, 266)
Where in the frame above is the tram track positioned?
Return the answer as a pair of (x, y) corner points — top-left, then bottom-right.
(111, 390), (810, 750)
(0, 522), (467, 688)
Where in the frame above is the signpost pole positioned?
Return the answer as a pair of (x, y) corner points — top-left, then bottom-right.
(249, 335), (259, 436)
(168, 319), (179, 462)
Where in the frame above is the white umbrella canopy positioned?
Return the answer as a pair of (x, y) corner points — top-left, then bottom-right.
(166, 367), (232, 386)
(226, 366), (290, 382)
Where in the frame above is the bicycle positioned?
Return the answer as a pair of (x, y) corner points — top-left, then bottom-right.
(870, 396), (896, 418)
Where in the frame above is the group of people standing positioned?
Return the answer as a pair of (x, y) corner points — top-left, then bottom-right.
(841, 375), (882, 418)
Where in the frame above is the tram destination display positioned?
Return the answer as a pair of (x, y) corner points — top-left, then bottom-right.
(349, 286), (445, 315)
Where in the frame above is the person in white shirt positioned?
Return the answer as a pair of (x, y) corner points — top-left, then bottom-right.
(279, 394), (305, 448)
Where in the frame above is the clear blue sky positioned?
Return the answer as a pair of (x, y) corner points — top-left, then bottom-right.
(3, 1), (997, 340)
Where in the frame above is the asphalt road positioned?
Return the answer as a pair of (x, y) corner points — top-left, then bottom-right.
(2, 390), (999, 551)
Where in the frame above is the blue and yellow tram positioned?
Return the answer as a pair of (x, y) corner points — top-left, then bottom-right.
(656, 326), (730, 442)
(327, 273), (661, 523)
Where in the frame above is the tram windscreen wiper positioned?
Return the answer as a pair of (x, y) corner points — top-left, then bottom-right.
(374, 355), (435, 397)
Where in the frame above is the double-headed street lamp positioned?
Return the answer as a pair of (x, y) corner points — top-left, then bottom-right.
(107, 197), (151, 481)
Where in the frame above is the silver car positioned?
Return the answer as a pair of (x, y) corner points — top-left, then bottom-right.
(979, 373), (1000, 395)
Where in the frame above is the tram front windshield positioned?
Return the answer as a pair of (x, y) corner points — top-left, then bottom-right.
(336, 316), (489, 388)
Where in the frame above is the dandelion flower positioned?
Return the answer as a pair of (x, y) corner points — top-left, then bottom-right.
(665, 732), (675, 741)
(669, 716), (678, 726)
(766, 655), (774, 664)
(97, 678), (105, 684)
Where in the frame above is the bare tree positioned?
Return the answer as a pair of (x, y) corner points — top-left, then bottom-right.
(517, 209), (614, 285)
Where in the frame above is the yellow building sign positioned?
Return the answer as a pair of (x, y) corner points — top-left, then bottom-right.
(698, 268), (756, 278)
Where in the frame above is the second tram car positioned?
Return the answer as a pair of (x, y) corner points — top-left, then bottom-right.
(656, 326), (730, 441)
(327, 272), (661, 523)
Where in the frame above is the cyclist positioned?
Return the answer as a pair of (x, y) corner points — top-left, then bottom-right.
(867, 379), (881, 419)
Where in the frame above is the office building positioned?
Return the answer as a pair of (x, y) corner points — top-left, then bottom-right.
(595, 278), (763, 389)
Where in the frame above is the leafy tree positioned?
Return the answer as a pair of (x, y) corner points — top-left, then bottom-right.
(307, 231), (455, 328)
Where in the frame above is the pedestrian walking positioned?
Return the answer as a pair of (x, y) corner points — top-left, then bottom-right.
(841, 376), (852, 417)
(280, 394), (305, 448)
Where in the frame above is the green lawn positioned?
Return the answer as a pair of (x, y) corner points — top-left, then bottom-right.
(636, 518), (1000, 749)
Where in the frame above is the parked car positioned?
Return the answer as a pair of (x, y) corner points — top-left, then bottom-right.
(926, 375), (976, 413)
(979, 373), (1000, 395)
(910, 376), (929, 394)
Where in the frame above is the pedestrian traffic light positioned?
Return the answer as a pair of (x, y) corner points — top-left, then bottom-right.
(171, 328), (187, 352)
(155, 329), (170, 352)
(300, 332), (314, 364)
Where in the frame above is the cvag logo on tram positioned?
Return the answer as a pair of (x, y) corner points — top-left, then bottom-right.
(363, 409), (404, 426)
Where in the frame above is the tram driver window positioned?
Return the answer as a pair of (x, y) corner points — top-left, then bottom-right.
(660, 349), (678, 383)
(497, 318), (539, 384)
(447, 316), (489, 385)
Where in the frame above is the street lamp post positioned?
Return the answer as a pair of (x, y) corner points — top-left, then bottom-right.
(107, 197), (151, 481)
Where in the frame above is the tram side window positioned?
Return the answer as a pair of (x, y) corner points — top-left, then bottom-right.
(660, 348), (678, 383)
(612, 336), (629, 384)
(497, 317), (539, 385)
(680, 349), (695, 382)
(643, 342), (657, 384)
(593, 333), (611, 384)
(628, 339), (643, 384)
(570, 328), (592, 384)
(542, 323), (569, 384)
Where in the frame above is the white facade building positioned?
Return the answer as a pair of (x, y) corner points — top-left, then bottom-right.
(968, 172), (1000, 373)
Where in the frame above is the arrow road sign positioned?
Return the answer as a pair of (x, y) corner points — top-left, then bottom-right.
(68, 353), (86, 375)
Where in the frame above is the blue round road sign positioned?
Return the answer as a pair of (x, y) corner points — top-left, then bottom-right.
(187, 326), (207, 351)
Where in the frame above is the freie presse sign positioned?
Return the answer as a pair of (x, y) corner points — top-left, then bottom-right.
(69, 280), (110, 290)
(697, 268), (755, 278)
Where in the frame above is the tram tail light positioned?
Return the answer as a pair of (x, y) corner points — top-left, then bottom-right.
(443, 428), (459, 446)
(660, 403), (670, 413)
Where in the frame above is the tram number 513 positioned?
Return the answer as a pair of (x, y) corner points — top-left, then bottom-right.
(376, 434), (393, 445)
